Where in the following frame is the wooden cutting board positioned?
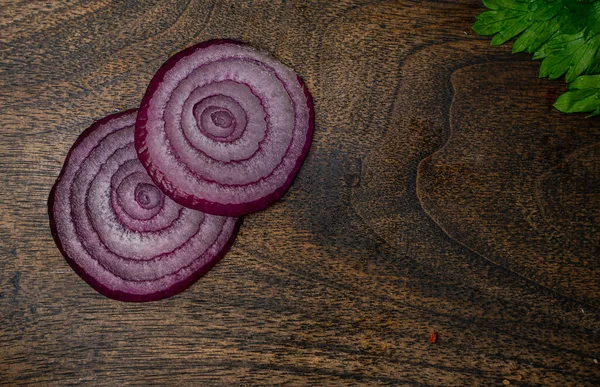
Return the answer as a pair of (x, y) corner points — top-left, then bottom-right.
(1, 1), (598, 385)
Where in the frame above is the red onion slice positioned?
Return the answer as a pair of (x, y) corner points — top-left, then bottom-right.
(49, 110), (241, 302)
(135, 40), (314, 216)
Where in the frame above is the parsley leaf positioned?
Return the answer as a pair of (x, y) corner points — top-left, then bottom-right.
(554, 75), (600, 115)
(473, 0), (600, 115)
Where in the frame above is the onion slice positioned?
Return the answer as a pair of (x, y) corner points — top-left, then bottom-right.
(49, 110), (241, 302)
(135, 40), (314, 216)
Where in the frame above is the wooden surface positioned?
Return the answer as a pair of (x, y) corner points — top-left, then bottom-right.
(1, 0), (599, 385)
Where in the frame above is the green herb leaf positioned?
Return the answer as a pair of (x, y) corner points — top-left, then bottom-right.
(474, 0), (600, 115)
(554, 75), (600, 116)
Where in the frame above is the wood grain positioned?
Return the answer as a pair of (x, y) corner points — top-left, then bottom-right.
(1, 1), (599, 385)
(416, 60), (600, 307)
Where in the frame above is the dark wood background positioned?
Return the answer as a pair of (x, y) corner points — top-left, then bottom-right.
(1, 0), (599, 385)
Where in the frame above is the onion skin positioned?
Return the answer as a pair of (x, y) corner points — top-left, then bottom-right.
(49, 110), (241, 302)
(135, 40), (315, 216)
